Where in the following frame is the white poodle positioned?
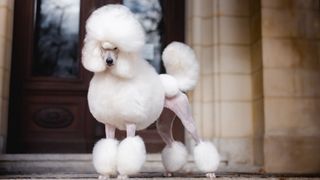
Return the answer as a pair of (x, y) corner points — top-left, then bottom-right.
(82, 4), (220, 179)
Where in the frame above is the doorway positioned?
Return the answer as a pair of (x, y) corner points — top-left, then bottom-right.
(7, 0), (185, 153)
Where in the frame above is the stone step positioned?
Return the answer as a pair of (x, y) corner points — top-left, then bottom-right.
(0, 173), (319, 180)
(0, 154), (318, 179)
(0, 154), (258, 174)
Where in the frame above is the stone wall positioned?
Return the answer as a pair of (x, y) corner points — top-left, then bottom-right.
(0, 0), (14, 153)
(261, 0), (320, 173)
(186, 0), (261, 167)
(187, 0), (320, 172)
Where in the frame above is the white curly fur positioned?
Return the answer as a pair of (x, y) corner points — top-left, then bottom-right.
(161, 141), (188, 172)
(159, 74), (179, 98)
(82, 36), (107, 72)
(193, 141), (220, 172)
(117, 136), (146, 175)
(162, 42), (200, 92)
(110, 52), (135, 79)
(85, 5), (145, 52)
(92, 138), (119, 176)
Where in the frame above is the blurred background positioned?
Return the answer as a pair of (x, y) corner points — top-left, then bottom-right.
(0, 0), (319, 174)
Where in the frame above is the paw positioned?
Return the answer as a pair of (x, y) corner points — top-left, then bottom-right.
(92, 138), (119, 176)
(98, 175), (109, 180)
(161, 141), (188, 172)
(117, 174), (128, 179)
(163, 172), (173, 177)
(117, 136), (146, 175)
(193, 141), (220, 173)
(206, 172), (216, 179)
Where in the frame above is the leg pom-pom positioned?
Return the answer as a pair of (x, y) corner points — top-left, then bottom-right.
(92, 138), (119, 176)
(193, 141), (220, 173)
(117, 136), (146, 175)
(161, 141), (188, 172)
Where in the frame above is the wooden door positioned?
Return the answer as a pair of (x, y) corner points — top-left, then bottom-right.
(7, 0), (185, 153)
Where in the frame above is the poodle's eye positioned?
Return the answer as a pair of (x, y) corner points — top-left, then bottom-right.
(113, 47), (118, 50)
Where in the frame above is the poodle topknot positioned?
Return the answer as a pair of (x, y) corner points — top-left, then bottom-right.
(85, 5), (145, 52)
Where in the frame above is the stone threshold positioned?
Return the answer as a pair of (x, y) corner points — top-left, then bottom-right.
(1, 173), (320, 180)
(1, 154), (318, 179)
(0, 154), (320, 179)
(0, 154), (259, 175)
(0, 154), (165, 175)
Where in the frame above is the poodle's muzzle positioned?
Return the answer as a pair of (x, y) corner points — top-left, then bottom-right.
(106, 57), (114, 66)
(100, 42), (118, 67)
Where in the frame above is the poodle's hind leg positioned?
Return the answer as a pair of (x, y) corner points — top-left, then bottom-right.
(165, 92), (220, 176)
(93, 123), (118, 179)
(117, 123), (146, 177)
(157, 108), (188, 175)
(165, 93), (201, 143)
(156, 108), (175, 146)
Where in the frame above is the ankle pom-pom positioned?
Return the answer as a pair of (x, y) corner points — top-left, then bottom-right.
(193, 141), (220, 172)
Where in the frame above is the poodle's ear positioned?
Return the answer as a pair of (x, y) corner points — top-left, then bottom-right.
(112, 55), (134, 79)
(82, 35), (106, 72)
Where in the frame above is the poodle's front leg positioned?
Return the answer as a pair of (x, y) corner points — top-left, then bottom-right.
(93, 123), (118, 179)
(126, 123), (136, 137)
(117, 123), (146, 178)
(105, 123), (116, 138)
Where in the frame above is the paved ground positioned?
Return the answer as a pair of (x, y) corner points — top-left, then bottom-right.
(0, 173), (319, 180)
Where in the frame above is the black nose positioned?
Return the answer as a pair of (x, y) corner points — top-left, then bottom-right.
(106, 57), (113, 66)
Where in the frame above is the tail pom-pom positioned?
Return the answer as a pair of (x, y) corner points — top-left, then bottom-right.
(162, 42), (199, 92)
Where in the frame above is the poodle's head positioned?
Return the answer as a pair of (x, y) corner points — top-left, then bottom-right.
(82, 5), (145, 73)
(82, 38), (121, 72)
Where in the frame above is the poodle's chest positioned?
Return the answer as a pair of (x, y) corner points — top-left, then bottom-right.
(87, 75), (165, 129)
(88, 78), (156, 105)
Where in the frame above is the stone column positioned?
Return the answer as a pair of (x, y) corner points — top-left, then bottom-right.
(186, 0), (215, 141)
(0, 0), (14, 153)
(186, 0), (262, 168)
(214, 0), (254, 166)
(251, 0), (264, 167)
(261, 0), (320, 173)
